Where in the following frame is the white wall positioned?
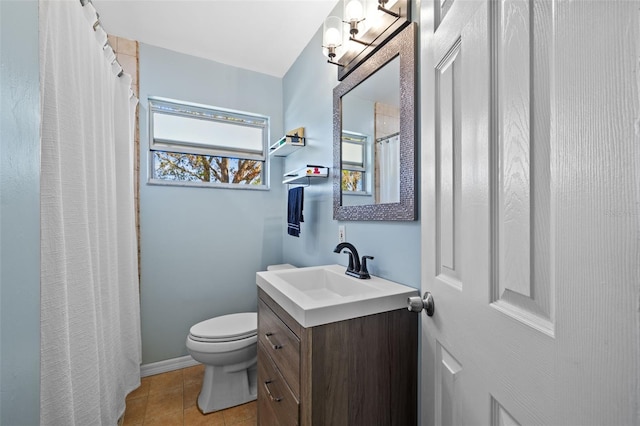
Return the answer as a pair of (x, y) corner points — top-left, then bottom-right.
(138, 44), (286, 364)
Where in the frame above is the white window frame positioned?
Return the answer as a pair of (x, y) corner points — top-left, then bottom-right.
(341, 131), (368, 195)
(148, 97), (270, 190)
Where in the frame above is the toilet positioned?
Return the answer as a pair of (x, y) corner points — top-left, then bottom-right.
(186, 312), (258, 414)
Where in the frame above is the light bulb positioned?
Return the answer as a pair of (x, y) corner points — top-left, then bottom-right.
(325, 27), (341, 46)
(345, 0), (364, 21)
(323, 16), (343, 47)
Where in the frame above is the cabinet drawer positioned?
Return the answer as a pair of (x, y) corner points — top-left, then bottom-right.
(258, 343), (299, 426)
(258, 298), (300, 397)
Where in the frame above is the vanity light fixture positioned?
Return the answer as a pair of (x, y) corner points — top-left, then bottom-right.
(344, 0), (371, 45)
(344, 0), (366, 35)
(323, 16), (344, 67)
(324, 0), (410, 79)
(377, 0), (400, 18)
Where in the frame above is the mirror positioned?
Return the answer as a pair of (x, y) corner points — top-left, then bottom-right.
(333, 22), (416, 221)
(341, 57), (399, 206)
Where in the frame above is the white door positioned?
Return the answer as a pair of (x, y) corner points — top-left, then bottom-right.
(419, 0), (640, 424)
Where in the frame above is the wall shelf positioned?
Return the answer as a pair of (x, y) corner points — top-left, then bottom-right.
(283, 165), (329, 185)
(269, 127), (305, 157)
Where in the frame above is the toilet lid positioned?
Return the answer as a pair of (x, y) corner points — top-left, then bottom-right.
(189, 312), (257, 341)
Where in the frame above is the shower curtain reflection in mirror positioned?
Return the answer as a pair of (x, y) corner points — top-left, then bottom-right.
(376, 133), (400, 204)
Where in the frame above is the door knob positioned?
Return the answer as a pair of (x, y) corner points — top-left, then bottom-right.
(407, 292), (435, 316)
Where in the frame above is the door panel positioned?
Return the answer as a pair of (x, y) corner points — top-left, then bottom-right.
(435, 342), (463, 426)
(436, 39), (462, 288)
(491, 0), (554, 335)
(490, 398), (520, 426)
(420, 0), (639, 424)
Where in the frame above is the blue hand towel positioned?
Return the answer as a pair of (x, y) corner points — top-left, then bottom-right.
(287, 187), (304, 237)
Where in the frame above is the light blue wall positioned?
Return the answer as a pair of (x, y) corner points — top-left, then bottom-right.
(0, 2), (421, 420)
(139, 45), (286, 364)
(280, 20), (421, 288)
(0, 1), (41, 424)
(132, 2), (420, 366)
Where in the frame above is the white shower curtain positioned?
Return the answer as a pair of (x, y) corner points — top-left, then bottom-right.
(40, 1), (141, 424)
(378, 134), (400, 203)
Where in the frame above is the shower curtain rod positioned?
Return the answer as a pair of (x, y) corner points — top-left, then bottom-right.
(376, 131), (400, 143)
(79, 0), (125, 78)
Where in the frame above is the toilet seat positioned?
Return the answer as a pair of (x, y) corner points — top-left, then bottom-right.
(189, 312), (257, 343)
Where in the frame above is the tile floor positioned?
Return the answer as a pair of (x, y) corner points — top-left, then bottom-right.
(122, 364), (257, 426)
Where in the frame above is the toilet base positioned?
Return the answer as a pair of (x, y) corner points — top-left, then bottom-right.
(197, 359), (257, 414)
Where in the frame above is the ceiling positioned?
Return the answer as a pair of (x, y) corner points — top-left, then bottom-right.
(92, 0), (340, 78)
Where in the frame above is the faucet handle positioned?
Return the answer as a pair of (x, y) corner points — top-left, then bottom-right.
(360, 255), (374, 277)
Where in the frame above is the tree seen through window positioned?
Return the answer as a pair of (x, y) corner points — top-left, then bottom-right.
(154, 151), (262, 185)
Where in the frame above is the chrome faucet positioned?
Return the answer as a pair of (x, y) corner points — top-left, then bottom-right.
(333, 242), (374, 279)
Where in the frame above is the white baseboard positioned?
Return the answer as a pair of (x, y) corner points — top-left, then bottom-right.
(140, 355), (201, 377)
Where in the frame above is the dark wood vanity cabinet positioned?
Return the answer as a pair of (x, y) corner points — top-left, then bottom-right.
(257, 288), (418, 426)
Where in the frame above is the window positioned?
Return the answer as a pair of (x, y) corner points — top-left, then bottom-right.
(341, 132), (367, 193)
(148, 97), (269, 189)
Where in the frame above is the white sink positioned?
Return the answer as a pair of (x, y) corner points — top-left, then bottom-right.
(256, 264), (418, 327)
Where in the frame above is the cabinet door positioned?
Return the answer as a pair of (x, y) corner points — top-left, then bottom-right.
(258, 298), (300, 397)
(258, 343), (299, 426)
